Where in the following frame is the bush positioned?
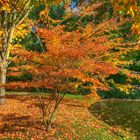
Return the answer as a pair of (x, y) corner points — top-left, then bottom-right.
(98, 89), (140, 99)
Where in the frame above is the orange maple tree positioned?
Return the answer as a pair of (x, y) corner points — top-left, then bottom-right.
(6, 18), (122, 130)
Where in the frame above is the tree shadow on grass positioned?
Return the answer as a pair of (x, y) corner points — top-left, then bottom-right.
(6, 94), (49, 103)
(6, 94), (36, 102)
(0, 113), (45, 134)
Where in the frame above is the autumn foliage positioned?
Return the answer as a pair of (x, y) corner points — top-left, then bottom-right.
(0, 0), (140, 137)
(7, 13), (131, 129)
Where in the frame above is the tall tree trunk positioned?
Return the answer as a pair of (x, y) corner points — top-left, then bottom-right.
(0, 23), (14, 104)
(0, 58), (7, 104)
(0, 29), (7, 105)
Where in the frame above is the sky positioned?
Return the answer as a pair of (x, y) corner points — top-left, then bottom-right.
(71, 1), (78, 11)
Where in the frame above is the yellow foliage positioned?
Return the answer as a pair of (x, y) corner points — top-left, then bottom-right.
(131, 23), (140, 35)
(117, 84), (132, 94)
(0, 0), (30, 12)
(13, 23), (29, 40)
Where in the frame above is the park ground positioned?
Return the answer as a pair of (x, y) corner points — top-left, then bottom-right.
(0, 93), (139, 140)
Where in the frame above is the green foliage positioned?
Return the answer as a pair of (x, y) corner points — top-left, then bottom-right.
(124, 51), (140, 61)
(29, 4), (45, 20)
(127, 61), (140, 72)
(49, 5), (65, 20)
(76, 82), (92, 95)
(108, 73), (128, 84)
(130, 77), (140, 85)
(20, 33), (44, 52)
(98, 89), (140, 99)
(7, 73), (32, 82)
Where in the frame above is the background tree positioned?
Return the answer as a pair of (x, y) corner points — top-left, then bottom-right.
(0, 0), (32, 104)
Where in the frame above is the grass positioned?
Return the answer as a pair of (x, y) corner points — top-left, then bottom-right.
(0, 92), (137, 140)
(54, 115), (135, 140)
(6, 91), (83, 99)
(89, 99), (140, 139)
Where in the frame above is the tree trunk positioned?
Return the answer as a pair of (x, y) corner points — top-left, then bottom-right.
(0, 11), (16, 105)
(0, 58), (7, 104)
(45, 119), (52, 132)
(0, 18), (14, 104)
(0, 31), (8, 105)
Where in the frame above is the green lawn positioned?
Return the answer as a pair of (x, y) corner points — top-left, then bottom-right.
(89, 99), (140, 139)
(6, 91), (83, 99)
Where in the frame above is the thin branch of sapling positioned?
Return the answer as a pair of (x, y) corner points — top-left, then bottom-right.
(45, 90), (66, 131)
